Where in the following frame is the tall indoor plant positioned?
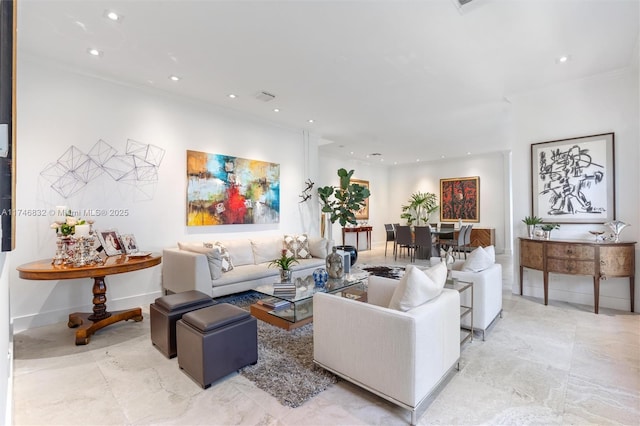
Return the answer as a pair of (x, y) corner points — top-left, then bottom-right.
(317, 168), (370, 245)
(400, 192), (438, 226)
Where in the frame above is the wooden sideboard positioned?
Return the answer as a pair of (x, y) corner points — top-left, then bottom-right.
(519, 238), (636, 314)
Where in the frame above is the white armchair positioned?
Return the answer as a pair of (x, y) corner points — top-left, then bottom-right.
(313, 275), (460, 425)
(450, 261), (503, 340)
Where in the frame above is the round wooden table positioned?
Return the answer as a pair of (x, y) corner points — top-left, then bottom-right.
(17, 254), (162, 345)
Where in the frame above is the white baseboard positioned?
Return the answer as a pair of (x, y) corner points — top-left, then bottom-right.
(11, 291), (162, 333)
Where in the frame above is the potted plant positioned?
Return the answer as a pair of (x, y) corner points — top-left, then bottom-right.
(540, 223), (560, 240)
(400, 192), (438, 226)
(522, 215), (543, 238)
(268, 249), (299, 282)
(318, 168), (370, 265)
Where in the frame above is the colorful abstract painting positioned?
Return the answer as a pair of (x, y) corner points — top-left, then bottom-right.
(186, 150), (280, 226)
(440, 176), (480, 222)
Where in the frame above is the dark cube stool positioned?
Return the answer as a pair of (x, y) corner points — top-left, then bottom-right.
(150, 290), (215, 358)
(176, 303), (258, 389)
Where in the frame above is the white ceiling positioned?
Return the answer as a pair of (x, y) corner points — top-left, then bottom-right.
(17, 0), (640, 165)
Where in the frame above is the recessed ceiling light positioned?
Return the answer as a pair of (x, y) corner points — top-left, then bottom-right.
(103, 10), (123, 22)
(366, 154), (370, 158)
(380, 158), (384, 162)
(169, 75), (181, 81)
(441, 155), (446, 159)
(394, 161), (398, 165)
(228, 94), (237, 99)
(273, 108), (280, 112)
(467, 152), (471, 155)
(87, 48), (103, 57)
(350, 151), (354, 155)
(308, 119), (314, 123)
(556, 55), (571, 64)
(416, 159), (420, 162)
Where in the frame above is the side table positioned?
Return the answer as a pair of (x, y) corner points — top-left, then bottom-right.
(17, 254), (162, 345)
(445, 279), (473, 345)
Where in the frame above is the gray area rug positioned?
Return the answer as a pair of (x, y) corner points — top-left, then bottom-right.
(214, 291), (338, 408)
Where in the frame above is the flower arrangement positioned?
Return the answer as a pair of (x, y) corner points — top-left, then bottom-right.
(268, 249), (299, 271)
(51, 214), (86, 237)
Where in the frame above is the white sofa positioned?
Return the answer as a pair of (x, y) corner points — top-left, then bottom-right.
(162, 235), (331, 297)
(313, 274), (460, 425)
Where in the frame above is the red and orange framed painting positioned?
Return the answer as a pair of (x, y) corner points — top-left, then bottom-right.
(440, 176), (480, 222)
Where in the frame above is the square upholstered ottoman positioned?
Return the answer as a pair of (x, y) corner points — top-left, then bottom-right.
(176, 303), (258, 388)
(150, 290), (215, 358)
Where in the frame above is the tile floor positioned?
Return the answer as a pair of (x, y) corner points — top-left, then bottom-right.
(11, 246), (640, 425)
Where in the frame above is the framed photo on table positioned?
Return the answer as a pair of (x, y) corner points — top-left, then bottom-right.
(96, 229), (123, 256)
(120, 234), (139, 254)
(531, 133), (615, 224)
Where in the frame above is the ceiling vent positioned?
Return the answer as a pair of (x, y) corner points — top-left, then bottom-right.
(255, 91), (276, 102)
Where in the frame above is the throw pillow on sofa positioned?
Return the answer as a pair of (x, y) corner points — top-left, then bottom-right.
(283, 234), (312, 259)
(250, 236), (285, 264)
(204, 242), (234, 272)
(388, 263), (447, 312)
(461, 246), (493, 272)
(308, 236), (329, 259)
(176, 242), (224, 280)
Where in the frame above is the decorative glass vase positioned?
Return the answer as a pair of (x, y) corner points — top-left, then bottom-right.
(279, 269), (292, 283)
(605, 220), (629, 243)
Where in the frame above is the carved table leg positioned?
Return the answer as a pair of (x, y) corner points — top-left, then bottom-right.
(594, 277), (600, 314)
(630, 276), (635, 313)
(67, 275), (143, 345)
(543, 272), (549, 305)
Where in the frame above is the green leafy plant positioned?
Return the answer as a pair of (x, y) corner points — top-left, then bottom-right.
(51, 215), (86, 236)
(317, 168), (370, 243)
(400, 192), (439, 226)
(540, 223), (560, 231)
(522, 215), (544, 226)
(268, 250), (299, 271)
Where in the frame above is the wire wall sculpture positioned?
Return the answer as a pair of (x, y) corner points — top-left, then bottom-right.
(40, 139), (165, 199)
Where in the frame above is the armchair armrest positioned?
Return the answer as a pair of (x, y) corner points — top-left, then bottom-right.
(313, 289), (460, 408)
(450, 263), (503, 330)
(367, 275), (400, 307)
(162, 248), (212, 296)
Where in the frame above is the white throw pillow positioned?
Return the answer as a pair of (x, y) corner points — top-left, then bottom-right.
(250, 236), (284, 264)
(283, 234), (312, 259)
(484, 245), (496, 263)
(461, 246), (493, 272)
(308, 236), (329, 259)
(388, 263), (447, 312)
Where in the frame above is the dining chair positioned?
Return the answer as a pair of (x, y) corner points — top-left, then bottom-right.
(414, 226), (438, 260)
(384, 224), (396, 257)
(462, 224), (473, 259)
(438, 223), (455, 249)
(450, 225), (469, 259)
(394, 225), (415, 262)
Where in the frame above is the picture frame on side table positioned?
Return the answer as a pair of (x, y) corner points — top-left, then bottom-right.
(531, 133), (615, 224)
(120, 234), (139, 254)
(96, 229), (123, 256)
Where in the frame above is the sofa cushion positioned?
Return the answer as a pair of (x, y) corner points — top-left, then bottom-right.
(388, 263), (446, 312)
(215, 239), (253, 267)
(204, 242), (234, 272)
(251, 236), (284, 264)
(461, 246), (493, 272)
(484, 245), (496, 263)
(308, 236), (329, 259)
(284, 234), (312, 259)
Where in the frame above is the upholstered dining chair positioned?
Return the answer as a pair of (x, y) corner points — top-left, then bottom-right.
(394, 225), (415, 262)
(462, 224), (473, 258)
(450, 225), (470, 259)
(438, 223), (455, 249)
(414, 226), (439, 259)
(384, 224), (396, 257)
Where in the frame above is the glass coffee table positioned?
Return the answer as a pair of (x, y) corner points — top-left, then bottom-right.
(250, 272), (368, 331)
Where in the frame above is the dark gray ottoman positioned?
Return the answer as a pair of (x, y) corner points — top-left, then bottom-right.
(176, 303), (258, 389)
(150, 290), (215, 358)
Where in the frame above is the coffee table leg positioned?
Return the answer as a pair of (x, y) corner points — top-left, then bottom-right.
(67, 276), (143, 345)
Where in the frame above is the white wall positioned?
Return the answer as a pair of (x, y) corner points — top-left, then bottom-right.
(511, 68), (639, 311)
(11, 57), (318, 331)
(388, 152), (510, 254)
